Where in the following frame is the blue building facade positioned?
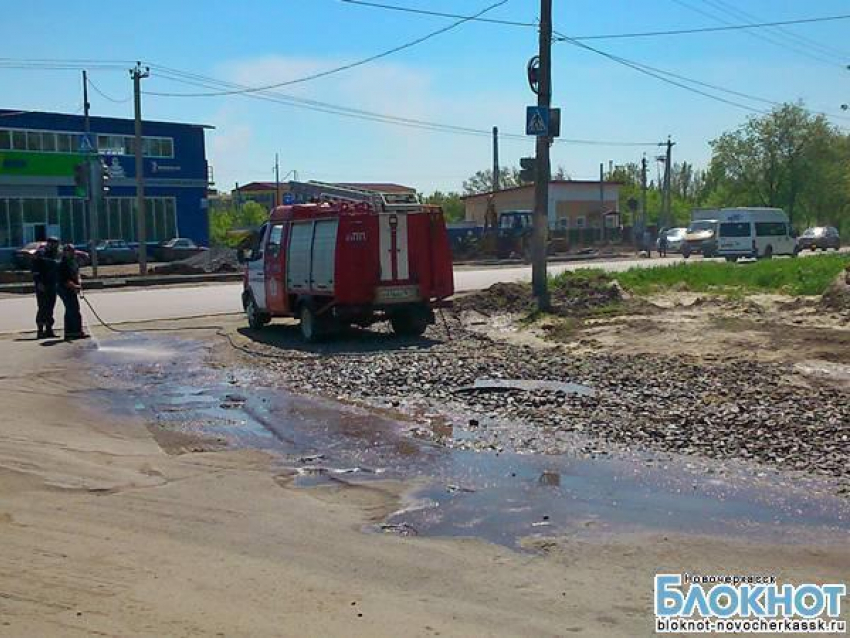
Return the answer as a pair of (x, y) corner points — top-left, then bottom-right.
(0, 109), (212, 261)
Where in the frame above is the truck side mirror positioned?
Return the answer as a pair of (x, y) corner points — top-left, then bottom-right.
(237, 248), (253, 263)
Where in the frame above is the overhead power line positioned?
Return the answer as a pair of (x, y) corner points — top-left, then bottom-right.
(553, 30), (767, 115)
(698, 0), (850, 60)
(342, 0), (850, 41)
(86, 76), (131, 103)
(341, 0), (534, 27)
(551, 30), (850, 122)
(146, 63), (659, 146)
(670, 0), (843, 67)
(146, 0), (508, 98)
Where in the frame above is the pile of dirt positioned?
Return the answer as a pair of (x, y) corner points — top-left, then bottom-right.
(152, 247), (239, 275)
(821, 265), (850, 313)
(454, 274), (623, 317)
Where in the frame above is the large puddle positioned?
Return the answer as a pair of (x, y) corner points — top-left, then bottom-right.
(84, 334), (850, 548)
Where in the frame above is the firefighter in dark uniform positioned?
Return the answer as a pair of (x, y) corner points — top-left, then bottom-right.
(57, 244), (87, 341)
(31, 237), (60, 339)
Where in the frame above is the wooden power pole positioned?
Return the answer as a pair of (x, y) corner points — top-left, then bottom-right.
(131, 62), (150, 276)
(82, 70), (100, 278)
(532, 0), (552, 311)
(275, 153), (281, 207)
(492, 126), (500, 192)
(661, 137), (675, 230)
(641, 154), (648, 237)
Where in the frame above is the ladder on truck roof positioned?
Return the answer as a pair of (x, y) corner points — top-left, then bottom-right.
(288, 180), (422, 213)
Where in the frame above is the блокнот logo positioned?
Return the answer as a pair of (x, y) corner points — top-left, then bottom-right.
(655, 573), (846, 634)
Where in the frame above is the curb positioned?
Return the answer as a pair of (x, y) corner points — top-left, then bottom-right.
(0, 272), (243, 295)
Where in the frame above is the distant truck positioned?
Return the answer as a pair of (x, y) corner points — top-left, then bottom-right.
(448, 210), (539, 261)
(684, 207), (797, 261)
(239, 181), (454, 341)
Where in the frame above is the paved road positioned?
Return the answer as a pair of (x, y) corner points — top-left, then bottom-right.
(0, 253), (784, 333)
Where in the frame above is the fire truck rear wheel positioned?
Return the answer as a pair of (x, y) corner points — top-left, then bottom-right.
(390, 307), (428, 337)
(299, 304), (322, 343)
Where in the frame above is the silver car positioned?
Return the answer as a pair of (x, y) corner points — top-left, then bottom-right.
(657, 227), (688, 253)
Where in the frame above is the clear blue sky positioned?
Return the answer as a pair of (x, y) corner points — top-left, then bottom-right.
(3, 0), (849, 193)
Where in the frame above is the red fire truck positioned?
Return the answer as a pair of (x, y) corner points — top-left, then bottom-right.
(239, 181), (454, 341)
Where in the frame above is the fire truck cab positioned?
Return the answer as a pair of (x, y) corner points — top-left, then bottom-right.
(239, 181), (454, 342)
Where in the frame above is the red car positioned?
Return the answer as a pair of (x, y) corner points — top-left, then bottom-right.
(13, 242), (91, 270)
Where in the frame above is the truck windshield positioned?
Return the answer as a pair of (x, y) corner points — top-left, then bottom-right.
(688, 221), (715, 232)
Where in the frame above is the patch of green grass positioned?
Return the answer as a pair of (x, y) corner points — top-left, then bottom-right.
(567, 253), (850, 297)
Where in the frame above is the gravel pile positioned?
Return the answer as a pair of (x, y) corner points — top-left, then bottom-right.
(453, 276), (624, 317)
(152, 247), (239, 275)
(254, 324), (849, 484)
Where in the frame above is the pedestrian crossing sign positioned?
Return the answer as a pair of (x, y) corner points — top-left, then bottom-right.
(78, 133), (96, 154)
(526, 106), (549, 136)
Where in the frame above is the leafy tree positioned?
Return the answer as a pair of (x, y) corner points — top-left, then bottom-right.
(210, 201), (268, 247)
(463, 164), (571, 195)
(463, 166), (526, 195)
(424, 191), (465, 222)
(706, 103), (850, 228)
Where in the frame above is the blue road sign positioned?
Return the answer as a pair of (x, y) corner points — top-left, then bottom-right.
(526, 106), (549, 136)
(282, 192), (295, 205)
(78, 133), (96, 154)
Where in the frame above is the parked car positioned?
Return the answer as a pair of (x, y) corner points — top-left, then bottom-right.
(656, 227), (687, 253)
(681, 220), (718, 258)
(13, 241), (90, 269)
(153, 237), (208, 262)
(95, 239), (138, 265)
(797, 226), (840, 251)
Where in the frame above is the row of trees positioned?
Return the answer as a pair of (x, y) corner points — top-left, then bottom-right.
(426, 103), (850, 234)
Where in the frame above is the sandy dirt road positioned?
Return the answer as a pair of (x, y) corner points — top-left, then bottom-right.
(0, 329), (847, 637)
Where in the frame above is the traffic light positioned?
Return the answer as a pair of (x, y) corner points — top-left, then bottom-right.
(519, 157), (536, 183)
(100, 161), (110, 196)
(73, 162), (88, 197)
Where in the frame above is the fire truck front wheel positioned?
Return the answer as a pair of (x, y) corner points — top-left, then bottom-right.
(390, 306), (429, 337)
(245, 294), (271, 330)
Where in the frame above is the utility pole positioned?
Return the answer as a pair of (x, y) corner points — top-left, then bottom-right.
(641, 154), (648, 239)
(82, 70), (99, 277)
(131, 61), (150, 276)
(532, 0), (552, 311)
(660, 137), (674, 230)
(274, 153), (281, 207)
(492, 126), (500, 192)
(599, 162), (605, 244)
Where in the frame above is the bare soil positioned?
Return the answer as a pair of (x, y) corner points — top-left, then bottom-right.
(1, 331), (848, 636)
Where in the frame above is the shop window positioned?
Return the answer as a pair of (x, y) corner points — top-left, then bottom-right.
(164, 198), (177, 238)
(9, 200), (23, 246)
(121, 199), (135, 242)
(59, 199), (74, 243)
(57, 133), (72, 153)
(72, 199), (86, 243)
(47, 199), (60, 226)
(26, 131), (43, 151)
(23, 199), (46, 224)
(0, 130), (10, 150)
(108, 198), (122, 239)
(11, 130), (26, 150)
(41, 132), (57, 152)
(0, 200), (8, 247)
